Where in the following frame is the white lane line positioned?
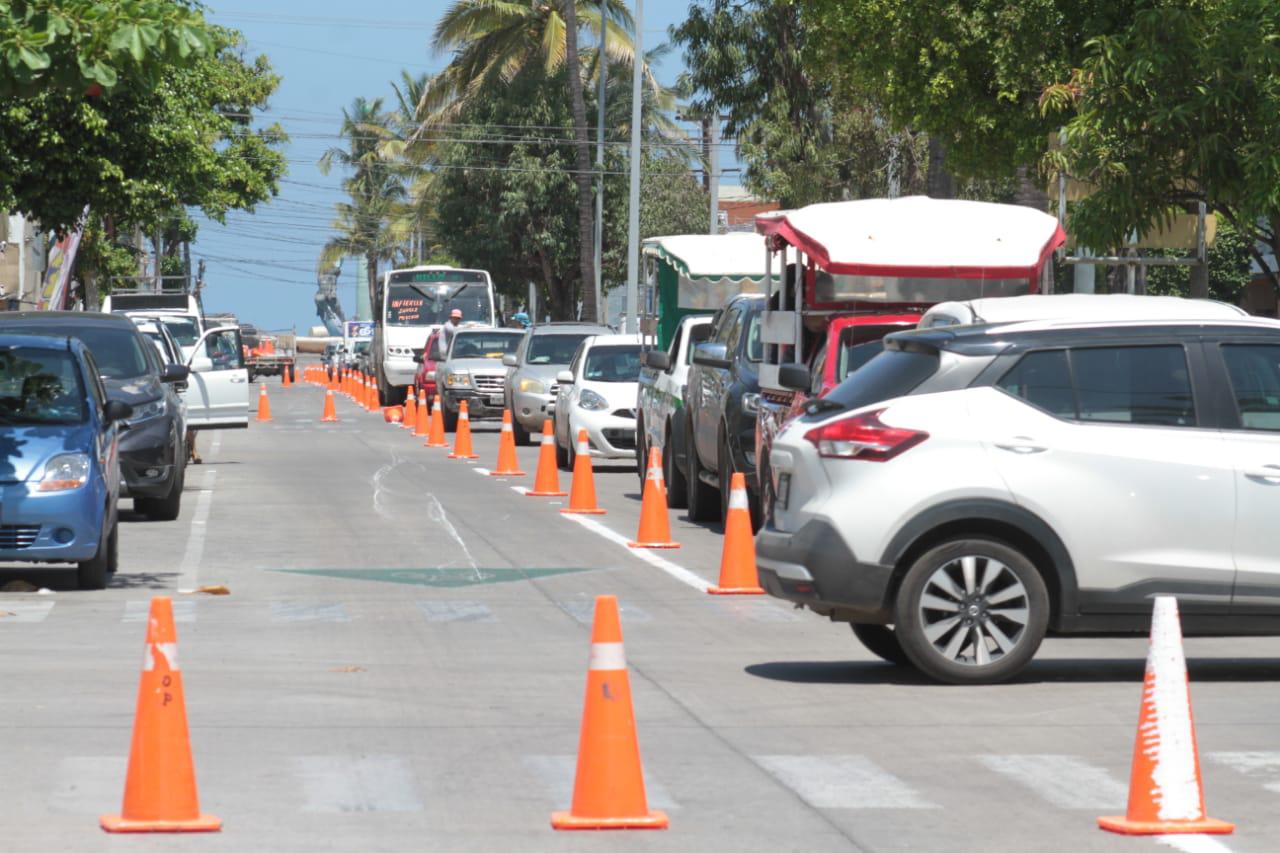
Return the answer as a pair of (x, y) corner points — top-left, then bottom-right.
(979, 754), (1128, 809)
(1207, 751), (1280, 793)
(557, 598), (651, 625)
(561, 514), (712, 593)
(524, 755), (678, 811)
(752, 755), (937, 809)
(417, 600), (495, 623)
(295, 755), (422, 813)
(177, 469), (216, 591)
(1155, 836), (1235, 853)
(0, 601), (55, 623)
(270, 602), (352, 624)
(510, 486), (529, 495)
(472, 467), (490, 476)
(124, 600), (196, 623)
(48, 757), (126, 813)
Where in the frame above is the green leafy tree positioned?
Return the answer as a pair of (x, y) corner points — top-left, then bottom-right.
(1145, 219), (1253, 303)
(1043, 0), (1280, 288)
(0, 0), (213, 96)
(602, 153), (708, 287)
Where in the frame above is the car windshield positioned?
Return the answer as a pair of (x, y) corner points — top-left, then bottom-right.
(450, 333), (521, 359)
(837, 340), (887, 383)
(0, 347), (87, 425)
(159, 316), (199, 346)
(3, 324), (149, 379)
(527, 333), (593, 365)
(386, 282), (491, 326)
(583, 345), (642, 382)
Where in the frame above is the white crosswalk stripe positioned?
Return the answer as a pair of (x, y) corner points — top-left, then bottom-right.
(294, 755), (422, 813)
(1207, 751), (1280, 793)
(0, 601), (54, 623)
(752, 754), (937, 809)
(557, 598), (651, 625)
(271, 602), (352, 623)
(123, 600), (196, 623)
(523, 755), (678, 810)
(978, 754), (1128, 809)
(417, 600), (496, 623)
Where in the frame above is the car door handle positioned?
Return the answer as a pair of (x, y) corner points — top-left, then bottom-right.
(994, 437), (1047, 455)
(230, 375), (247, 383)
(1245, 464), (1280, 484)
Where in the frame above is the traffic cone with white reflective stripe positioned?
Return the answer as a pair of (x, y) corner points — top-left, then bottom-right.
(528, 419), (567, 497)
(551, 595), (668, 831)
(403, 388), (417, 431)
(708, 472), (764, 594)
(490, 409), (526, 476)
(255, 383), (272, 423)
(1098, 596), (1233, 835)
(448, 400), (479, 460)
(101, 597), (220, 833)
(628, 448), (679, 549)
(320, 389), (339, 423)
(561, 429), (605, 515)
(425, 397), (448, 447)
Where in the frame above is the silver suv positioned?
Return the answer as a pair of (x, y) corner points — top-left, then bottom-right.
(503, 322), (611, 444)
(434, 328), (524, 431)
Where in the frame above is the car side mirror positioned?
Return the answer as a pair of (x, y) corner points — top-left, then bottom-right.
(189, 356), (213, 373)
(161, 364), (190, 383)
(692, 342), (731, 370)
(502, 353), (518, 367)
(556, 369), (574, 384)
(412, 353), (423, 364)
(643, 351), (671, 371)
(778, 363), (812, 392)
(103, 399), (133, 424)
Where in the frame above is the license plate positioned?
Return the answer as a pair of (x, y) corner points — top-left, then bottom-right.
(776, 473), (791, 510)
(488, 394), (503, 406)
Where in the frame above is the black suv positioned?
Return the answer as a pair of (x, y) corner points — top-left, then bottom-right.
(0, 313), (189, 520)
(683, 294), (766, 525)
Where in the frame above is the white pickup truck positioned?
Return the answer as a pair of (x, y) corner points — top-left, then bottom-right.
(634, 314), (713, 506)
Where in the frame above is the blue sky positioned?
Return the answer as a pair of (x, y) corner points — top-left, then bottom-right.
(195, 1), (709, 333)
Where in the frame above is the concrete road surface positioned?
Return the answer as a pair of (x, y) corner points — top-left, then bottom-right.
(2, 379), (1278, 852)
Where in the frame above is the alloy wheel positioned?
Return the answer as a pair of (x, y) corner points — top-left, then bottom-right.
(917, 555), (1029, 667)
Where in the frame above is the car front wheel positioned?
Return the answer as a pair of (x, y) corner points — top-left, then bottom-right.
(893, 538), (1049, 685)
(511, 409), (531, 446)
(77, 516), (117, 590)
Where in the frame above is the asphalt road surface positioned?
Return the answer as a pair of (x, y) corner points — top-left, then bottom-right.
(3, 377), (1280, 852)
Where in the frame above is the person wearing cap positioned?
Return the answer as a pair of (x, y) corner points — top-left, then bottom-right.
(440, 307), (464, 356)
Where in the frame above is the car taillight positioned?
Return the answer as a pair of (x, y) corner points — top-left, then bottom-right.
(803, 409), (927, 461)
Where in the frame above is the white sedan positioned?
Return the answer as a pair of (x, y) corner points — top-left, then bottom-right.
(553, 334), (643, 469)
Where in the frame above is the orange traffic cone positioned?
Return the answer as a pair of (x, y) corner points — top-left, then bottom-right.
(403, 388), (418, 431)
(628, 448), (679, 549)
(448, 400), (479, 460)
(255, 383), (272, 423)
(414, 391), (430, 439)
(320, 389), (339, 423)
(1099, 596), (1233, 835)
(383, 405), (403, 424)
(490, 410), (526, 477)
(281, 365), (292, 388)
(551, 595), (668, 831)
(561, 429), (605, 515)
(528, 419), (567, 497)
(708, 472), (764, 594)
(100, 597), (220, 833)
(425, 397), (448, 447)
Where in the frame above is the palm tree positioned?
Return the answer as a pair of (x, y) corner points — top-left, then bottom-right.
(317, 97), (407, 317)
(363, 72), (440, 262)
(423, 0), (644, 322)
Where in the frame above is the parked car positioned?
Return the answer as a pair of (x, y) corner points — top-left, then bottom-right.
(131, 317), (185, 367)
(503, 322), (612, 445)
(184, 325), (250, 431)
(636, 315), (714, 505)
(413, 328), (443, 408)
(0, 334), (133, 588)
(554, 335), (643, 469)
(917, 292), (1248, 329)
(756, 313), (920, 524)
(759, 315), (1280, 684)
(0, 313), (190, 521)
(683, 294), (766, 524)
(435, 327), (524, 431)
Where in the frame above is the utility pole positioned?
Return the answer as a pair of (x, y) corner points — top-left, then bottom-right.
(624, 0), (643, 335)
(708, 115), (720, 234)
(154, 228), (163, 293)
(593, 18), (607, 324)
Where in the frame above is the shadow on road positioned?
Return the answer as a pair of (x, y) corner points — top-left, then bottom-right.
(0, 566), (179, 592)
(746, 656), (1280, 686)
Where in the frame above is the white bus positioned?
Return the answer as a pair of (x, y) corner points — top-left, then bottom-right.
(372, 265), (497, 405)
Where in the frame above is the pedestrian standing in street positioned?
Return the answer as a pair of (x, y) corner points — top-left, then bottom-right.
(440, 308), (463, 355)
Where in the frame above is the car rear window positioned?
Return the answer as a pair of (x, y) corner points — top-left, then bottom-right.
(0, 347), (87, 425)
(820, 348), (940, 413)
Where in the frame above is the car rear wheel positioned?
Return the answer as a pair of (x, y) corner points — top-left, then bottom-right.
(77, 517), (116, 590)
(685, 415), (718, 522)
(893, 538), (1049, 684)
(135, 459), (184, 522)
(443, 405), (458, 433)
(556, 431), (572, 471)
(851, 623), (911, 666)
(663, 424), (688, 510)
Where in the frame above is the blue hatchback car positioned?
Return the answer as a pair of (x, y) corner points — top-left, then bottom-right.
(0, 334), (132, 589)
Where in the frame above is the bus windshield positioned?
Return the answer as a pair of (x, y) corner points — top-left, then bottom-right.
(385, 270), (493, 327)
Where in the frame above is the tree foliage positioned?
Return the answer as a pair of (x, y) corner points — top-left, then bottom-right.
(0, 0), (213, 96)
